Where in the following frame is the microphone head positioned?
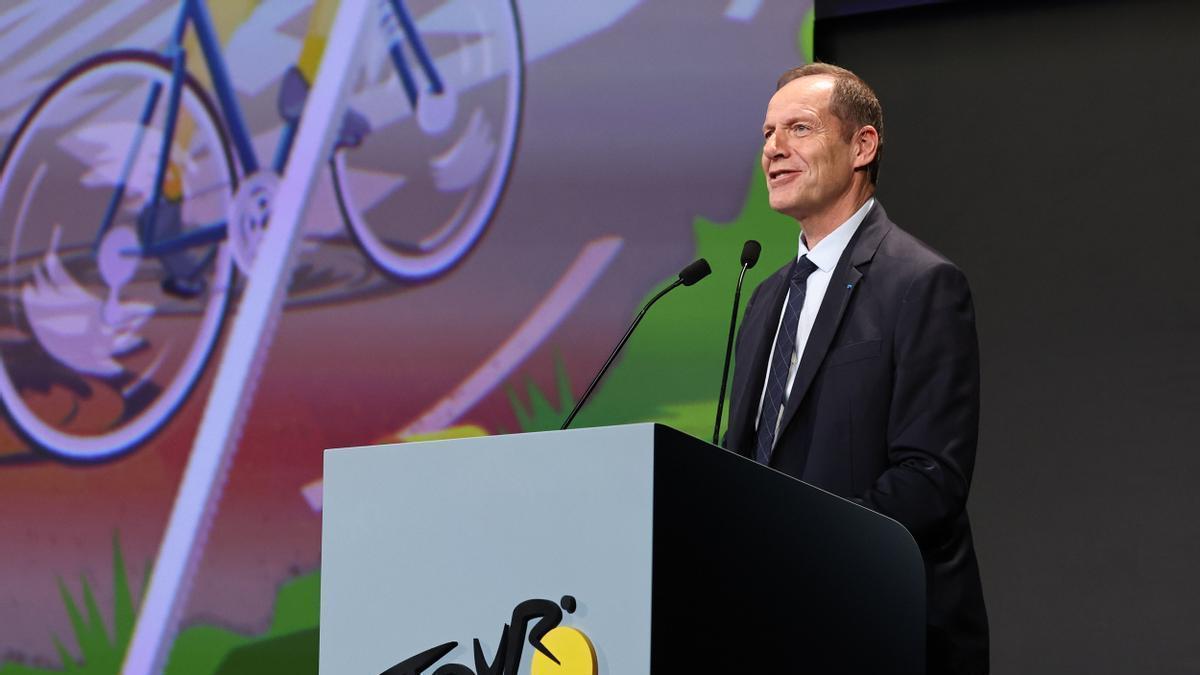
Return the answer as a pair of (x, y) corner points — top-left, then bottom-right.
(741, 240), (762, 268)
(678, 258), (712, 286)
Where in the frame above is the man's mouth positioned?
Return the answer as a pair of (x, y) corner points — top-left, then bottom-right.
(768, 169), (800, 183)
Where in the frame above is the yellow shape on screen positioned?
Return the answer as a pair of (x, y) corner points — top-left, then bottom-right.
(530, 626), (597, 675)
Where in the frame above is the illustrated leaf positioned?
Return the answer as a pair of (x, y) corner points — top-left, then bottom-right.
(56, 578), (88, 658)
(112, 532), (135, 649)
(51, 633), (77, 672)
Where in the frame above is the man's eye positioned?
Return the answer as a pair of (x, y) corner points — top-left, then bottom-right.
(790, 124), (810, 135)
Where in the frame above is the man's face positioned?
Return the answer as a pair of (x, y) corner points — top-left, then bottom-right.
(761, 75), (859, 222)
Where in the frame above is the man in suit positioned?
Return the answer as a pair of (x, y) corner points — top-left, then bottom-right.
(724, 63), (989, 674)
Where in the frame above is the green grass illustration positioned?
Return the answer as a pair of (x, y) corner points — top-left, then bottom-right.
(0, 536), (320, 675)
(0, 534), (136, 675)
(506, 356), (574, 433)
(166, 572), (321, 675)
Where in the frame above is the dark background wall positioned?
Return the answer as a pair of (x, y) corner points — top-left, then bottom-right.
(817, 1), (1200, 672)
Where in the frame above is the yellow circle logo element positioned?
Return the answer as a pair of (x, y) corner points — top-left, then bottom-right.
(530, 626), (597, 675)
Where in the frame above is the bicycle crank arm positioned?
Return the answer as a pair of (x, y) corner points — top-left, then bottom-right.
(134, 221), (227, 257)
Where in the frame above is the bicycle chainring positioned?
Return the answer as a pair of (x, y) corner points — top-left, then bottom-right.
(227, 171), (280, 275)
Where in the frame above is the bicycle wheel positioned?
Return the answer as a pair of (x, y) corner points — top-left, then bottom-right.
(0, 50), (236, 461)
(331, 0), (523, 280)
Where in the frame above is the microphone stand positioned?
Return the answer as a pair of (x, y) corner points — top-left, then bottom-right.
(712, 262), (750, 444)
(561, 280), (682, 430)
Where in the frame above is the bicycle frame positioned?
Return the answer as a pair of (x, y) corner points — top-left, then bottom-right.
(94, 0), (261, 259)
(105, 0), (443, 261)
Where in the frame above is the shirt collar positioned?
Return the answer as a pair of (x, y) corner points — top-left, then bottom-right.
(798, 197), (875, 273)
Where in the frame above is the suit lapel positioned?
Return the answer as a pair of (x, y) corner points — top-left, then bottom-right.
(726, 264), (790, 455)
(774, 204), (892, 444)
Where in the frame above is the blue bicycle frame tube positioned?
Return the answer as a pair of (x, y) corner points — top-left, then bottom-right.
(137, 220), (227, 256)
(94, 82), (163, 249)
(187, 0), (259, 174)
(141, 46), (188, 247)
(389, 42), (420, 108)
(390, 0), (443, 93)
(125, 0), (263, 260)
(272, 121), (298, 173)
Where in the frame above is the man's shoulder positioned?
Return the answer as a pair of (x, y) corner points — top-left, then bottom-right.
(872, 215), (966, 280)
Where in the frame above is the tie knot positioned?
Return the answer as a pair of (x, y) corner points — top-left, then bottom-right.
(791, 256), (818, 284)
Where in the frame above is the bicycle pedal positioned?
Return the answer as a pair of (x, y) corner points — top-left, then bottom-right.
(336, 108), (371, 150)
(161, 276), (207, 299)
(277, 65), (308, 124)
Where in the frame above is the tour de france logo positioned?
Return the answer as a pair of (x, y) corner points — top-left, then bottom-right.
(382, 595), (596, 675)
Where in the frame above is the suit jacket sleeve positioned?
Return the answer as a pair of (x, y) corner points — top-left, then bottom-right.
(858, 260), (980, 547)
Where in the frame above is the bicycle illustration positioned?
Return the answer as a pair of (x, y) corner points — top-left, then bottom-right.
(0, 0), (524, 462)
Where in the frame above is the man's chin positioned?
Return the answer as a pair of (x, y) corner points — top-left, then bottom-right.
(767, 195), (809, 221)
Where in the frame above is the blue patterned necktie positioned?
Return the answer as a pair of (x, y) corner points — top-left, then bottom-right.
(755, 256), (819, 465)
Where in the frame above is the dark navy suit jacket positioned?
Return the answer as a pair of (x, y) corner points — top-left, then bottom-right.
(725, 202), (989, 674)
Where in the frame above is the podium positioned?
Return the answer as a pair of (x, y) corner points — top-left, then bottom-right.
(320, 424), (924, 674)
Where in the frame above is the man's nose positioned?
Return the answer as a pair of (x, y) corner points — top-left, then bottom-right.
(764, 132), (786, 158)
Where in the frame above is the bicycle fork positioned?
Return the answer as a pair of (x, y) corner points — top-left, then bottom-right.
(382, 0), (445, 109)
(271, 0), (446, 173)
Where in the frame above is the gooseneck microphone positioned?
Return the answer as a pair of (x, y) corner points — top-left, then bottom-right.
(712, 240), (761, 444)
(561, 258), (712, 430)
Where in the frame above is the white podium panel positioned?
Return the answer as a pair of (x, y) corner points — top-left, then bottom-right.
(321, 424), (656, 675)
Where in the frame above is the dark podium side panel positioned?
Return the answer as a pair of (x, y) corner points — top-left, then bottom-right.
(650, 425), (924, 673)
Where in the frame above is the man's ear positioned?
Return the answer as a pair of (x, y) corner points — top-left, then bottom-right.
(852, 125), (880, 170)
